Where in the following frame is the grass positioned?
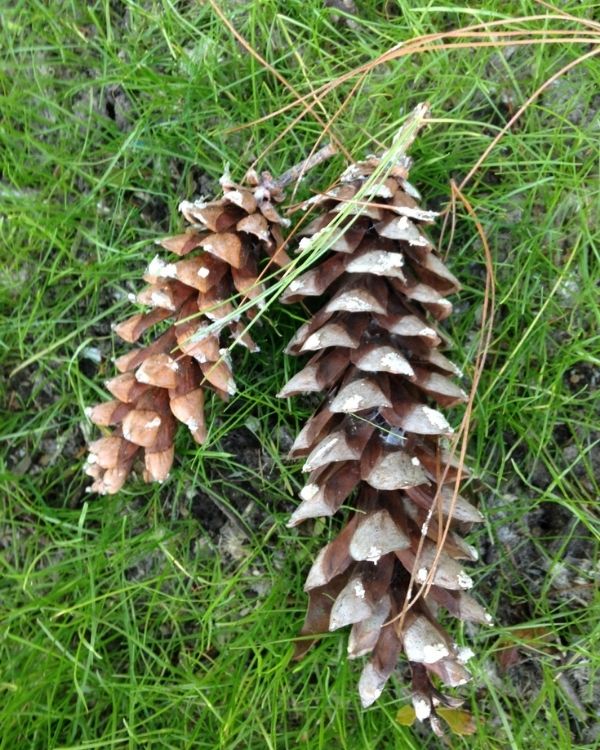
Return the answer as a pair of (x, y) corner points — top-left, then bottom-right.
(1, 1), (599, 747)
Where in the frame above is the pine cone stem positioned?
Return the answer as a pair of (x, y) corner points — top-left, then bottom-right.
(389, 102), (430, 157)
(268, 143), (338, 190)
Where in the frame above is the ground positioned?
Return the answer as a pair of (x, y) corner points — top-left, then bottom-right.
(0, 2), (599, 748)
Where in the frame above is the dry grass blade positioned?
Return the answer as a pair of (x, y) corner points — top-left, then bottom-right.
(458, 45), (600, 190)
(227, 15), (598, 137)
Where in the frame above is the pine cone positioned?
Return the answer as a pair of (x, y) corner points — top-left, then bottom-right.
(85, 170), (290, 494)
(279, 105), (490, 731)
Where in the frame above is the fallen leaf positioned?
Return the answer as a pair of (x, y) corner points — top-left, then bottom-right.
(437, 707), (476, 735)
(395, 704), (416, 726)
(496, 626), (556, 671)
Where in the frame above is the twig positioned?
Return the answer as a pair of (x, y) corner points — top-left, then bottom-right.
(267, 143), (338, 191)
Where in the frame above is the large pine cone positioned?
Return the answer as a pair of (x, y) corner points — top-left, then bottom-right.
(85, 171), (289, 494)
(279, 117), (490, 730)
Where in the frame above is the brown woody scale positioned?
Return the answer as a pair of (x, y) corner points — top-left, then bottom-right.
(85, 171), (290, 494)
(279, 156), (490, 731)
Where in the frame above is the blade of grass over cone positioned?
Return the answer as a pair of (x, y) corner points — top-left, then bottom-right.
(187, 104), (432, 348)
(186, 108), (432, 383)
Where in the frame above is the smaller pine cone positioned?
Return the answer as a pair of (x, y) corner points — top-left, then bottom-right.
(279, 109), (490, 731)
(85, 170), (290, 494)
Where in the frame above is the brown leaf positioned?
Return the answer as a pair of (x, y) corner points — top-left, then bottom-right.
(411, 366), (467, 407)
(286, 311), (369, 354)
(375, 312), (441, 344)
(114, 328), (177, 374)
(293, 571), (350, 660)
(297, 213), (368, 254)
(236, 212), (270, 242)
(375, 214), (431, 247)
(299, 319), (363, 352)
(410, 248), (461, 293)
(86, 400), (131, 426)
(173, 254), (229, 293)
(231, 265), (264, 301)
(389, 278), (452, 321)
(331, 198), (383, 221)
(136, 280), (195, 312)
(304, 516), (358, 590)
(197, 285), (235, 321)
(350, 508), (411, 562)
(324, 276), (388, 315)
(396, 541), (474, 591)
(381, 400), (453, 436)
(287, 405), (339, 457)
(329, 374), (391, 413)
(277, 350), (349, 397)
(223, 187), (257, 214)
(87, 436), (138, 469)
(345, 247), (407, 281)
(358, 619), (402, 707)
(496, 626), (556, 671)
(348, 594), (391, 659)
(257, 199), (287, 225)
(200, 359), (236, 397)
(104, 371), (149, 403)
(426, 588), (492, 626)
(169, 387), (206, 442)
(400, 614), (451, 665)
(390, 190), (438, 222)
(329, 572), (374, 631)
(403, 485), (483, 523)
(426, 656), (471, 688)
(361, 441), (427, 491)
(288, 461), (360, 526)
(350, 342), (414, 376)
(302, 419), (374, 472)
